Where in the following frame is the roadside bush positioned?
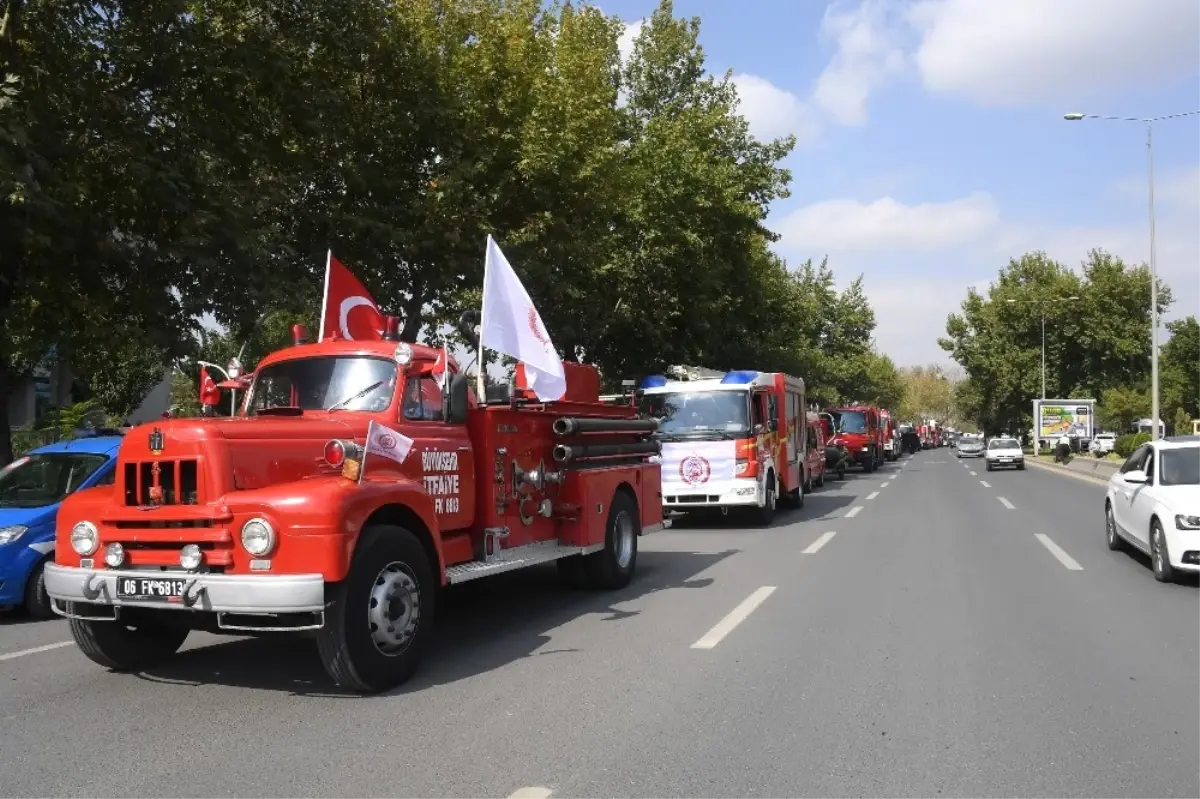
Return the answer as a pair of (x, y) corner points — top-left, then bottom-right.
(1114, 432), (1151, 458)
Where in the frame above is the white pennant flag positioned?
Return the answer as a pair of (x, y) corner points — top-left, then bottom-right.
(365, 420), (414, 465)
(480, 235), (567, 402)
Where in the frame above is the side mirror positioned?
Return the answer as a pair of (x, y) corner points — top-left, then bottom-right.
(1123, 469), (1148, 484)
(443, 374), (469, 424)
(767, 419), (778, 433)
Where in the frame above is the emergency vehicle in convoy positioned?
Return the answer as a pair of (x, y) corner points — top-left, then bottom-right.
(825, 404), (883, 472)
(880, 409), (898, 462)
(637, 365), (807, 524)
(44, 315), (664, 694)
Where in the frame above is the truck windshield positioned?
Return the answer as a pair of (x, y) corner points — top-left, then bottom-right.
(1159, 447), (1199, 486)
(830, 410), (868, 434)
(247, 357), (397, 414)
(639, 391), (749, 436)
(0, 453), (109, 508)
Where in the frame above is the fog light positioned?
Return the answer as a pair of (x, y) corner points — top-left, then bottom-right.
(241, 518), (276, 557)
(104, 542), (125, 568)
(70, 521), (99, 556)
(180, 544), (203, 570)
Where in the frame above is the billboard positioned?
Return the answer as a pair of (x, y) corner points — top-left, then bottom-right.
(1034, 399), (1095, 440)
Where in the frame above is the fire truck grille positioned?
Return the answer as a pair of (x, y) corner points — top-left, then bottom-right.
(123, 460), (200, 506)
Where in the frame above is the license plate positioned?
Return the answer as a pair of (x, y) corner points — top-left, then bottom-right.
(115, 577), (187, 600)
(999, 458), (1011, 462)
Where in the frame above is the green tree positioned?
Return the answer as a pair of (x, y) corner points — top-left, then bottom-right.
(1098, 385), (1150, 433)
(1161, 315), (1198, 423)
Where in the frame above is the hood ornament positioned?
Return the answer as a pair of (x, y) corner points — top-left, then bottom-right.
(149, 427), (164, 455)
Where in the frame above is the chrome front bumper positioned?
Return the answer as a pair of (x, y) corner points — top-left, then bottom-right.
(44, 563), (326, 616)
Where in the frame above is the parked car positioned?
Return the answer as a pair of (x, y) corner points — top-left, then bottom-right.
(1105, 438), (1200, 582)
(984, 437), (1024, 471)
(1089, 432), (1117, 456)
(0, 435), (122, 617)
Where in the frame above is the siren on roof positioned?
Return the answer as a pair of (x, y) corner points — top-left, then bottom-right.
(640, 375), (668, 389)
(721, 370), (759, 384)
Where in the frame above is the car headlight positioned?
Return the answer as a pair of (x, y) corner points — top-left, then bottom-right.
(70, 521), (99, 556)
(0, 525), (28, 545)
(1176, 515), (1200, 530)
(240, 518), (276, 557)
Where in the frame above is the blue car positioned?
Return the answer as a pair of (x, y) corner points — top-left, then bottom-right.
(0, 435), (122, 618)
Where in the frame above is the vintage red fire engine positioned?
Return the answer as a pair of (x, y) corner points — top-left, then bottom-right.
(45, 317), (664, 693)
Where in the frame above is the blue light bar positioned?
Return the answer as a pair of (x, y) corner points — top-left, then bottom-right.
(721, 370), (759, 384)
(640, 375), (668, 389)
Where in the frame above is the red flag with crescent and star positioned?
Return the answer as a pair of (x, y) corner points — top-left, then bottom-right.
(199, 366), (221, 407)
(318, 251), (386, 342)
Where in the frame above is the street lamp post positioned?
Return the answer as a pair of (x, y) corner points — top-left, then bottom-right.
(1006, 296), (1080, 400)
(1064, 109), (1200, 440)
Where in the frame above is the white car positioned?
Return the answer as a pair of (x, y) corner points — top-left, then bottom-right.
(984, 437), (1024, 471)
(1105, 438), (1200, 582)
(1090, 432), (1117, 454)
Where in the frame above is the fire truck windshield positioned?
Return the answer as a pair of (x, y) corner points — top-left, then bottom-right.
(830, 410), (868, 434)
(639, 391), (749, 437)
(247, 356), (397, 414)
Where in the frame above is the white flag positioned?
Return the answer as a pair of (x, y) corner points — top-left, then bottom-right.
(480, 235), (567, 401)
(365, 420), (414, 465)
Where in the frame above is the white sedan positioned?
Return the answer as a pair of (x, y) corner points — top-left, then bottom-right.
(1105, 438), (1200, 582)
(984, 437), (1024, 471)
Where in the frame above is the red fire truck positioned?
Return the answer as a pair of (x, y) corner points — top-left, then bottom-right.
(880, 409), (898, 462)
(45, 317), (664, 693)
(825, 404), (883, 472)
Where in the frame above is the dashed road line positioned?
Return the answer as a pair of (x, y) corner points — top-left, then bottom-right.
(979, 480), (991, 488)
(0, 641), (73, 663)
(880, 481), (890, 488)
(998, 497), (1016, 510)
(803, 531), (837, 554)
(969, 470), (978, 476)
(508, 788), (553, 798)
(845, 505), (863, 518)
(691, 586), (777, 650)
(866, 491), (879, 500)
(1034, 534), (1083, 571)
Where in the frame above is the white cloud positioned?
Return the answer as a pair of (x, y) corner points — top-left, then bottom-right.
(812, 0), (907, 126)
(774, 192), (1001, 254)
(730, 74), (821, 144)
(906, 0), (1200, 107)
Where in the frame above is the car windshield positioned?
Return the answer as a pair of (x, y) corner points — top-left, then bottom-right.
(830, 410), (868, 434)
(1159, 447), (1199, 486)
(989, 439), (1019, 450)
(639, 391), (749, 436)
(247, 356), (397, 414)
(0, 453), (109, 508)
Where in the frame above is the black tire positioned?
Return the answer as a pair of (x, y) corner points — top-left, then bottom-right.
(1105, 503), (1125, 552)
(802, 476), (812, 494)
(837, 465), (846, 480)
(754, 472), (777, 526)
(1017, 463), (1025, 471)
(69, 616), (189, 670)
(584, 490), (639, 589)
(815, 469), (825, 488)
(557, 555), (592, 589)
(1150, 518), (1177, 583)
(23, 559), (55, 620)
(985, 463), (993, 472)
(318, 524), (436, 694)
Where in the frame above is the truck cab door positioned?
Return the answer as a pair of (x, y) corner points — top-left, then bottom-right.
(397, 374), (476, 532)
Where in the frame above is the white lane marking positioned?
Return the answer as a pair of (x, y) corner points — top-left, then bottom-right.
(969, 470), (977, 476)
(866, 491), (879, 500)
(845, 506), (863, 518)
(998, 496), (1015, 509)
(803, 531), (837, 554)
(0, 641), (73, 663)
(691, 586), (776, 650)
(1035, 534), (1083, 571)
(980, 480), (991, 488)
(880, 481), (890, 488)
(508, 789), (553, 799)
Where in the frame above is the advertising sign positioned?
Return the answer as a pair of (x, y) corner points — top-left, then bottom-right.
(1034, 399), (1095, 441)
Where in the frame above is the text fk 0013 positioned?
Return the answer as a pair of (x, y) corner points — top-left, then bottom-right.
(421, 450), (461, 514)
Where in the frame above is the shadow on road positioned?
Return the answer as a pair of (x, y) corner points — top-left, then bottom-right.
(129, 547), (738, 697)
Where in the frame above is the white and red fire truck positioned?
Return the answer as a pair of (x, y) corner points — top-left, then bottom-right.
(45, 316), (664, 693)
(637, 365), (808, 524)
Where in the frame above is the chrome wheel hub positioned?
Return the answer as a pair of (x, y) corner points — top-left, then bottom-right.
(614, 510), (635, 569)
(367, 561), (421, 656)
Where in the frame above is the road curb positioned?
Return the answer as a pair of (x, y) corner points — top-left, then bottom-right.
(1026, 456), (1116, 485)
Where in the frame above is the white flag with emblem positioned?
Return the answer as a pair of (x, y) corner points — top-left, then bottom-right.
(479, 234), (567, 402)
(365, 420), (414, 465)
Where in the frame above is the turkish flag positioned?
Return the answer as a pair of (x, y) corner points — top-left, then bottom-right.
(199, 367), (221, 407)
(319, 251), (386, 342)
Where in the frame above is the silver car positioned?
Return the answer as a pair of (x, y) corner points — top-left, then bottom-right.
(957, 438), (985, 458)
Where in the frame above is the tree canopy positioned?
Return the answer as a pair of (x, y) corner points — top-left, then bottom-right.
(2, 0), (904, 464)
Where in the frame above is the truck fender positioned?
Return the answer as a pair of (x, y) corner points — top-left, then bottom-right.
(335, 480), (445, 584)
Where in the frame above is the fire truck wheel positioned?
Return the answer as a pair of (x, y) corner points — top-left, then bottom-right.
(753, 473), (777, 526)
(815, 470), (825, 488)
(318, 524), (435, 694)
(584, 490), (639, 590)
(68, 616), (189, 671)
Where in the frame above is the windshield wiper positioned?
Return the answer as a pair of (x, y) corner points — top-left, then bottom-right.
(328, 381), (384, 412)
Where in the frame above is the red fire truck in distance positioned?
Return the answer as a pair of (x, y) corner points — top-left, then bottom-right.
(45, 317), (664, 693)
(637, 365), (808, 524)
(825, 404), (883, 472)
(880, 409), (898, 462)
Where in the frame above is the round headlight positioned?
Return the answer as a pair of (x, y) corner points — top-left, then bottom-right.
(179, 544), (203, 570)
(241, 518), (276, 557)
(70, 521), (99, 556)
(104, 542), (125, 568)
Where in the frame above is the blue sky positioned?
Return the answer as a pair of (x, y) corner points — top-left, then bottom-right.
(610, 0), (1200, 367)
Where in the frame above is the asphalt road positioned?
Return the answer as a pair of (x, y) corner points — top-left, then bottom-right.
(1, 449), (1196, 798)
